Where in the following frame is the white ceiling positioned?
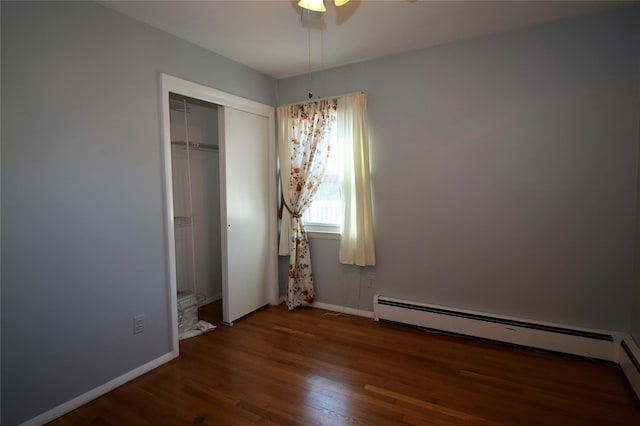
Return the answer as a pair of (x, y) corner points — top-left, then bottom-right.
(100, 0), (624, 79)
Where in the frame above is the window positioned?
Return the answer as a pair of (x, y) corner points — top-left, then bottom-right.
(302, 124), (342, 234)
(277, 93), (375, 266)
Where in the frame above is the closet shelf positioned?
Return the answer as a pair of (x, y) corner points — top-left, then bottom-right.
(171, 140), (218, 152)
(174, 216), (192, 227)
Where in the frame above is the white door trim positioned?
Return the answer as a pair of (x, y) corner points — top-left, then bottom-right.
(159, 73), (278, 357)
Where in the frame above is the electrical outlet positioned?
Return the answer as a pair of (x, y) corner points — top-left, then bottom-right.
(366, 274), (375, 288)
(133, 314), (145, 334)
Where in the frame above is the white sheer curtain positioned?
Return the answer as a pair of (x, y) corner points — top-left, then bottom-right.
(277, 100), (338, 309)
(338, 93), (376, 266)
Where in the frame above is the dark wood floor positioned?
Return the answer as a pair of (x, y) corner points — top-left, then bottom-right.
(50, 301), (640, 425)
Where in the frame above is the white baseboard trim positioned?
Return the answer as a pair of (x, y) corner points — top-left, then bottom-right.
(275, 296), (374, 319)
(617, 334), (640, 399)
(310, 301), (374, 319)
(22, 352), (175, 426)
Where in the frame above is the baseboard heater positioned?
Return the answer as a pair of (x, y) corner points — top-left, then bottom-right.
(619, 338), (640, 399)
(373, 294), (617, 362)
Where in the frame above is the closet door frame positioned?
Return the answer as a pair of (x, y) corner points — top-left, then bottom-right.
(159, 73), (278, 357)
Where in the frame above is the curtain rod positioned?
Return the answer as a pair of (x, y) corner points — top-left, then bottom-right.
(278, 91), (365, 108)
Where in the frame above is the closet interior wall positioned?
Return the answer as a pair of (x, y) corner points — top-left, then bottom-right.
(170, 94), (222, 307)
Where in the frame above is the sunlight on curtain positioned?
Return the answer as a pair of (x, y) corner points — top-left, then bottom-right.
(338, 93), (376, 266)
(277, 100), (338, 309)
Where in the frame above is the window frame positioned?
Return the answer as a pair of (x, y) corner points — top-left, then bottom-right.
(301, 120), (342, 236)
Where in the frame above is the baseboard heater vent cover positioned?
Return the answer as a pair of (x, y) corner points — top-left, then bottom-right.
(620, 338), (640, 399)
(373, 294), (616, 362)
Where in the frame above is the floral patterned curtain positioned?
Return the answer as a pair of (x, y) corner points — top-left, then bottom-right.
(277, 99), (337, 309)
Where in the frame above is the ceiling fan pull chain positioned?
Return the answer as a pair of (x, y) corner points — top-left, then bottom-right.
(308, 26), (313, 99)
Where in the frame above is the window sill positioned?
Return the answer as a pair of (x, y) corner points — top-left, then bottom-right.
(306, 231), (341, 240)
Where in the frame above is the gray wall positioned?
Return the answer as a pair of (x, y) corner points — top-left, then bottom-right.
(278, 6), (640, 332)
(0, 2), (275, 425)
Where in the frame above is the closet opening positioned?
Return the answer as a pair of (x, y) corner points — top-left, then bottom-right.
(161, 73), (278, 356)
(169, 93), (221, 338)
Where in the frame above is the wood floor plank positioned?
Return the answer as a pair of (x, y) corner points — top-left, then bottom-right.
(363, 384), (486, 423)
(48, 302), (640, 425)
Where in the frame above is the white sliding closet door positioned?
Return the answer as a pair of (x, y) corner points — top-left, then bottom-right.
(220, 106), (271, 324)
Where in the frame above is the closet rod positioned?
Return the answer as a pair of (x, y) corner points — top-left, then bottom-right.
(171, 140), (218, 151)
